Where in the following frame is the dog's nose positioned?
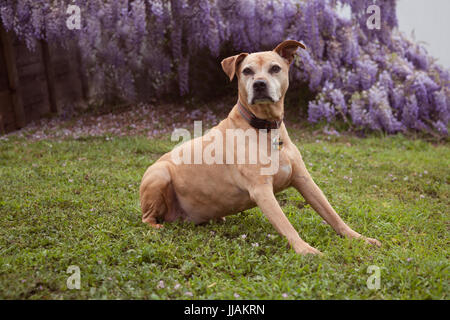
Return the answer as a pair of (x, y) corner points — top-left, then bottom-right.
(253, 80), (267, 92)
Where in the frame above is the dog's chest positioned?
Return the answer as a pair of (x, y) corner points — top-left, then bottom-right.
(273, 149), (292, 191)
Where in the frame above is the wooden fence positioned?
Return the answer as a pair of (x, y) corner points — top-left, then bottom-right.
(0, 25), (86, 134)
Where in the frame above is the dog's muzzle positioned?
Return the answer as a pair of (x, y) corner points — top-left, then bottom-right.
(252, 80), (274, 104)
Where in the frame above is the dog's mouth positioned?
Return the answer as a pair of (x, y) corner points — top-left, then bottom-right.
(251, 95), (275, 105)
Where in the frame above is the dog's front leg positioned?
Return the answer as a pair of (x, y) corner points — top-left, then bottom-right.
(290, 156), (381, 247)
(249, 184), (322, 255)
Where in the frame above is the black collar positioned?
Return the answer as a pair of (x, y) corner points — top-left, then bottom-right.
(237, 100), (282, 130)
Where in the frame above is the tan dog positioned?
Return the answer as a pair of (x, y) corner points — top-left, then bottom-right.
(140, 40), (381, 255)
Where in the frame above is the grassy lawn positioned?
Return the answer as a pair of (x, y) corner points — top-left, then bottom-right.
(0, 130), (448, 299)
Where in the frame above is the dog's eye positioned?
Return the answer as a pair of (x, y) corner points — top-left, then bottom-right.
(242, 67), (254, 76)
(270, 65), (281, 73)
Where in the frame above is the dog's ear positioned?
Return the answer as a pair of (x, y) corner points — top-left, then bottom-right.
(273, 40), (306, 65)
(221, 53), (248, 81)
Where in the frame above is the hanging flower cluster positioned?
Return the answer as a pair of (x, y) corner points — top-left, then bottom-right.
(0, 0), (448, 135)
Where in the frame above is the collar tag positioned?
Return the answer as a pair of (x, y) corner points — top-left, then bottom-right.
(272, 136), (283, 150)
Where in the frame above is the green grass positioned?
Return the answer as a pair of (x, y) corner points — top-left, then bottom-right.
(0, 131), (448, 299)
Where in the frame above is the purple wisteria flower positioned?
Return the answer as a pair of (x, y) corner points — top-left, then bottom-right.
(0, 0), (448, 135)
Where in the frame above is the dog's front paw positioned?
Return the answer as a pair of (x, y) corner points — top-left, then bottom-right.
(344, 230), (381, 248)
(294, 244), (323, 256)
(362, 236), (381, 247)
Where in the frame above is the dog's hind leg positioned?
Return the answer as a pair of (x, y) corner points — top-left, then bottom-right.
(139, 161), (173, 229)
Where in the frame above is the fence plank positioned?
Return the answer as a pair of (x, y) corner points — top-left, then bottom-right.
(75, 46), (88, 102)
(0, 26), (26, 128)
(41, 41), (60, 114)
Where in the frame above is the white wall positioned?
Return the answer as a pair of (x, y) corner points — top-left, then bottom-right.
(396, 0), (450, 67)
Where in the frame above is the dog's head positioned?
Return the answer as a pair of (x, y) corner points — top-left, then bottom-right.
(221, 40), (306, 107)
